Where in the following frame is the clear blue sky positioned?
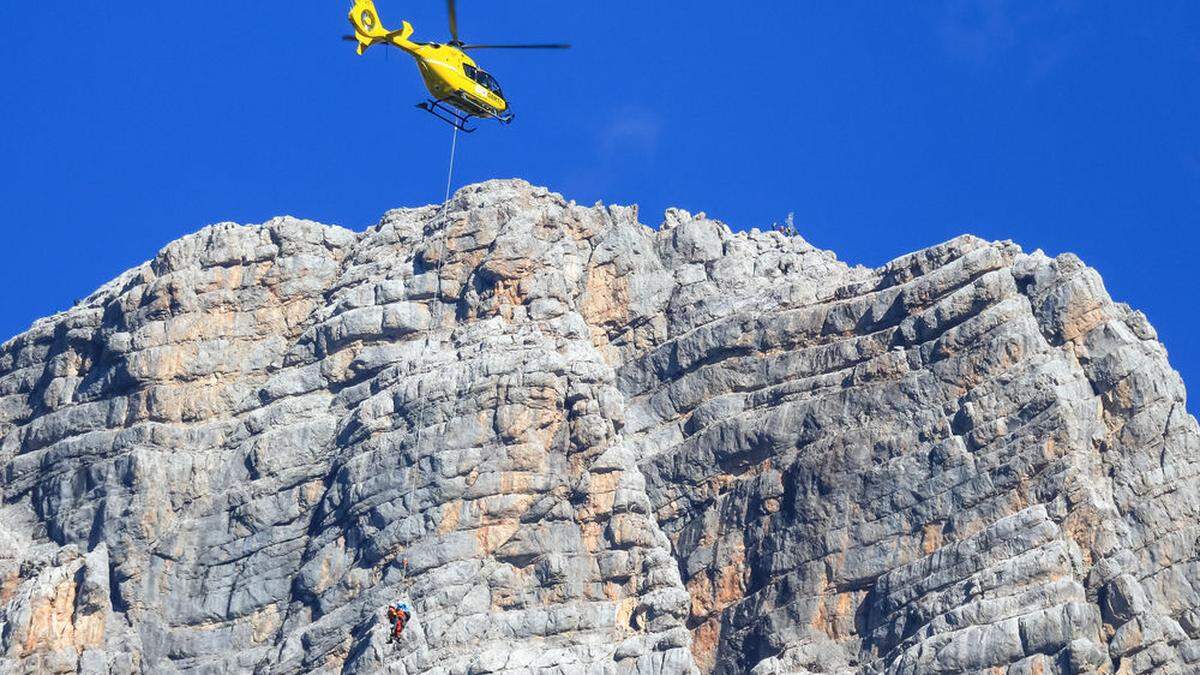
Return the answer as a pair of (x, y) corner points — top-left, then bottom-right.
(1, 2), (1198, 400)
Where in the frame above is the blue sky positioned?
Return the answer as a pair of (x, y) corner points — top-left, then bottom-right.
(1, 2), (1198, 400)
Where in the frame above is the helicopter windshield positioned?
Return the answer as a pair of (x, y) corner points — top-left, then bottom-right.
(464, 65), (503, 98)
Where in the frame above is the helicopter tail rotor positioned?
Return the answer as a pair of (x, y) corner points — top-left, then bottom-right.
(347, 0), (412, 55)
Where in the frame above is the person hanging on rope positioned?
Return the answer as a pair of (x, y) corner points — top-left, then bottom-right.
(387, 601), (412, 644)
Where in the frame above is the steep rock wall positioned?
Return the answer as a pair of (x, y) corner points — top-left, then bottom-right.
(1, 180), (1197, 674)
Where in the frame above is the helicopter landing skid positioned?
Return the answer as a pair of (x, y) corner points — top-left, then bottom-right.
(417, 99), (477, 133)
(417, 98), (515, 132)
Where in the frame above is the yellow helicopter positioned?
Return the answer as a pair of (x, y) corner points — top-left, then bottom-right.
(346, 0), (570, 132)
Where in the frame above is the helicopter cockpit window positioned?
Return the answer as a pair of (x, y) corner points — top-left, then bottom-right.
(476, 70), (503, 97)
(463, 64), (478, 80)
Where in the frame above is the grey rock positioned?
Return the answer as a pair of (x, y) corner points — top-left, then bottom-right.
(1, 180), (1197, 674)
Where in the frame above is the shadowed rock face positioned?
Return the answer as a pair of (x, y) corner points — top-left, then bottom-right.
(1, 180), (1197, 674)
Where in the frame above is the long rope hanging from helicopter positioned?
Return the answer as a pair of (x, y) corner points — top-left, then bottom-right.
(345, 0), (572, 645)
(385, 98), (458, 626)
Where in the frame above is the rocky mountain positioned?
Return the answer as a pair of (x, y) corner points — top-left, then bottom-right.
(1, 180), (1198, 674)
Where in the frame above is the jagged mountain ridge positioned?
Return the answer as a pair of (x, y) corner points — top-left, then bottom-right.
(1, 179), (1197, 673)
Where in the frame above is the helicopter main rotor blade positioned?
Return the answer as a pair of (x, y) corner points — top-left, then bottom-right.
(447, 0), (460, 45)
(460, 43), (572, 50)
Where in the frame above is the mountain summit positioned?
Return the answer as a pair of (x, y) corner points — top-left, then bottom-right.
(2, 180), (1196, 673)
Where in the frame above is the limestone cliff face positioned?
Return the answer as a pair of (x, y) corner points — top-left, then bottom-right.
(1, 180), (1198, 674)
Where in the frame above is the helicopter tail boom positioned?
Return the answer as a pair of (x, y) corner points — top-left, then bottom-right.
(348, 0), (414, 55)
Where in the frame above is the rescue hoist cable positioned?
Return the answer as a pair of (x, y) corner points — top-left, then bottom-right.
(395, 126), (461, 622)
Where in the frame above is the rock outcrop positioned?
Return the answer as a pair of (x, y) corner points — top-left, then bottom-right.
(2, 180), (1198, 674)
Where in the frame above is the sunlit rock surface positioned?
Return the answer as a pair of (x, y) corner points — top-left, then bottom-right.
(2, 180), (1197, 673)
